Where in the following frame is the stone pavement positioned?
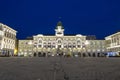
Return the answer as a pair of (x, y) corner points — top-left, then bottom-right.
(0, 57), (120, 80)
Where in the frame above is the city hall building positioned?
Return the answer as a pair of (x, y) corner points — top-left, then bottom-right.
(18, 21), (106, 57)
(0, 23), (17, 56)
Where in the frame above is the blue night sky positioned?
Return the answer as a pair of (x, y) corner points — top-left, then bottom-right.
(0, 0), (120, 39)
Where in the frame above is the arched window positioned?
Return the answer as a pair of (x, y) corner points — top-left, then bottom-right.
(77, 40), (80, 44)
(58, 40), (61, 43)
(39, 40), (42, 43)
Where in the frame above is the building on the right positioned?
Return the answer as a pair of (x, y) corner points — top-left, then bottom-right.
(105, 32), (120, 53)
(84, 40), (106, 57)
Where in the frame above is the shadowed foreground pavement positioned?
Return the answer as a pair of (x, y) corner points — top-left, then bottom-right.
(0, 57), (120, 80)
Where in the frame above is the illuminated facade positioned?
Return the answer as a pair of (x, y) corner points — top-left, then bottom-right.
(85, 40), (106, 57)
(105, 32), (120, 53)
(18, 21), (106, 57)
(0, 23), (17, 56)
(18, 40), (33, 56)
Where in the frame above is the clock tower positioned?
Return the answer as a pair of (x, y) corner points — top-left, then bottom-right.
(55, 21), (64, 36)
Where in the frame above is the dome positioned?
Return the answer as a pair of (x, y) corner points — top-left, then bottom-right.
(56, 21), (64, 29)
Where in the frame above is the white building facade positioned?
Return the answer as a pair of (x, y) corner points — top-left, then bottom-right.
(18, 40), (33, 57)
(105, 32), (120, 53)
(18, 21), (106, 57)
(85, 40), (106, 57)
(0, 23), (17, 56)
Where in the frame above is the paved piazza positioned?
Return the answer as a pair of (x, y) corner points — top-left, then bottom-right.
(0, 57), (120, 80)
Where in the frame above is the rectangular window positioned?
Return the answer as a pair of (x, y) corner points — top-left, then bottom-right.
(58, 45), (61, 48)
(64, 45), (67, 48)
(34, 45), (37, 47)
(38, 45), (41, 47)
(77, 45), (81, 48)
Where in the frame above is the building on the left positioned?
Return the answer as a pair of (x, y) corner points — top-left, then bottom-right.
(0, 23), (17, 56)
